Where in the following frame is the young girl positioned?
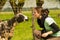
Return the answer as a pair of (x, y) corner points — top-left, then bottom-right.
(33, 7), (60, 40)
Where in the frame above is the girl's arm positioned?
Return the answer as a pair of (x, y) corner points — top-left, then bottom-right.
(50, 23), (60, 33)
(42, 23), (60, 37)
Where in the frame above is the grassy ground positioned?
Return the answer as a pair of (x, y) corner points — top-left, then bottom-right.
(0, 10), (60, 40)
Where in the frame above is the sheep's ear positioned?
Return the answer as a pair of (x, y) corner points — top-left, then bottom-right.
(16, 13), (23, 17)
(16, 13), (21, 17)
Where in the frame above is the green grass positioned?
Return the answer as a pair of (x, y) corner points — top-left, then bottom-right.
(0, 10), (60, 40)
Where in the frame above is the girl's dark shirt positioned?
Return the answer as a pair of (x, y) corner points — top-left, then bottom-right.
(37, 15), (60, 39)
(37, 14), (47, 34)
(37, 14), (60, 34)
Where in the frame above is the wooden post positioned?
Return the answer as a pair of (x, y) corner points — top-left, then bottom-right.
(32, 8), (35, 40)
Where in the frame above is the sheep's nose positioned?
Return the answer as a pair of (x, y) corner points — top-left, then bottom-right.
(24, 15), (29, 21)
(25, 17), (29, 21)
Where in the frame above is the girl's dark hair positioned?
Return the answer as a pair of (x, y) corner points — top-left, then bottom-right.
(43, 9), (49, 13)
(34, 7), (49, 17)
(42, 8), (49, 16)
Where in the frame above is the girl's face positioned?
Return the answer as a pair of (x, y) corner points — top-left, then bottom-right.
(33, 9), (41, 18)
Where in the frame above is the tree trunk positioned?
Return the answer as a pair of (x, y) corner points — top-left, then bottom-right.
(36, 0), (44, 7)
(0, 0), (7, 12)
(18, 2), (24, 13)
(9, 0), (25, 15)
(9, 0), (18, 15)
(17, 0), (25, 13)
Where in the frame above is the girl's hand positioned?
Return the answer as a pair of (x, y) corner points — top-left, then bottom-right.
(42, 31), (53, 38)
(42, 33), (49, 37)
